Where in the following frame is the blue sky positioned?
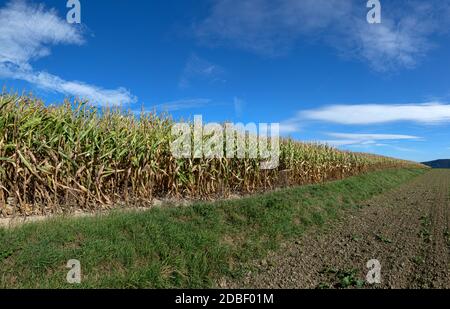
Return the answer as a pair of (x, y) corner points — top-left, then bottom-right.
(1, 0), (450, 162)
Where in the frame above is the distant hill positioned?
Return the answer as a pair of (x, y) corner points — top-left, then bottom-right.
(422, 159), (450, 169)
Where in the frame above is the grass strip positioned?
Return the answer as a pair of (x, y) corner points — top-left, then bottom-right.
(0, 168), (426, 288)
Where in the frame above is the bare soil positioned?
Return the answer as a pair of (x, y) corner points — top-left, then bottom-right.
(230, 169), (450, 289)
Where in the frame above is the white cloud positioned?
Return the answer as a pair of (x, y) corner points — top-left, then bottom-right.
(342, 1), (447, 71)
(195, 0), (350, 56)
(0, 0), (84, 65)
(321, 139), (376, 147)
(179, 53), (225, 88)
(147, 98), (211, 112)
(302, 103), (450, 125)
(279, 122), (301, 135)
(327, 133), (421, 141)
(320, 132), (421, 151)
(195, 0), (450, 70)
(341, 20), (430, 71)
(0, 0), (136, 105)
(279, 112), (306, 135)
(0, 62), (135, 106)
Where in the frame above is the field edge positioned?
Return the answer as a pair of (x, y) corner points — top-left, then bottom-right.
(0, 168), (427, 288)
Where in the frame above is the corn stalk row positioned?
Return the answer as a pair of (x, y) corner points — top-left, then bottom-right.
(0, 94), (425, 217)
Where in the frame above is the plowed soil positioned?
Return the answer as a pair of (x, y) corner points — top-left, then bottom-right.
(232, 169), (450, 289)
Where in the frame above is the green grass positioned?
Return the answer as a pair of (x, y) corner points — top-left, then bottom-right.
(318, 268), (365, 289)
(0, 168), (426, 288)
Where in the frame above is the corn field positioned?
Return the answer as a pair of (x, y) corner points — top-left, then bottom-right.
(0, 94), (425, 217)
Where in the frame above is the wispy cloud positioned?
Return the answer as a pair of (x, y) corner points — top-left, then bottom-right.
(233, 97), (245, 118)
(321, 139), (378, 147)
(327, 133), (422, 141)
(0, 0), (136, 105)
(279, 112), (306, 134)
(179, 53), (225, 88)
(0, 0), (84, 65)
(135, 98), (212, 113)
(195, 0), (348, 56)
(195, 0), (450, 71)
(321, 132), (422, 151)
(301, 103), (450, 125)
(279, 122), (301, 135)
(0, 62), (135, 105)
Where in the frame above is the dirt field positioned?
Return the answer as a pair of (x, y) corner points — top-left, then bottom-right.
(232, 169), (450, 289)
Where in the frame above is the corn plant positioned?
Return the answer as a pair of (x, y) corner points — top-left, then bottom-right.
(0, 93), (425, 217)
